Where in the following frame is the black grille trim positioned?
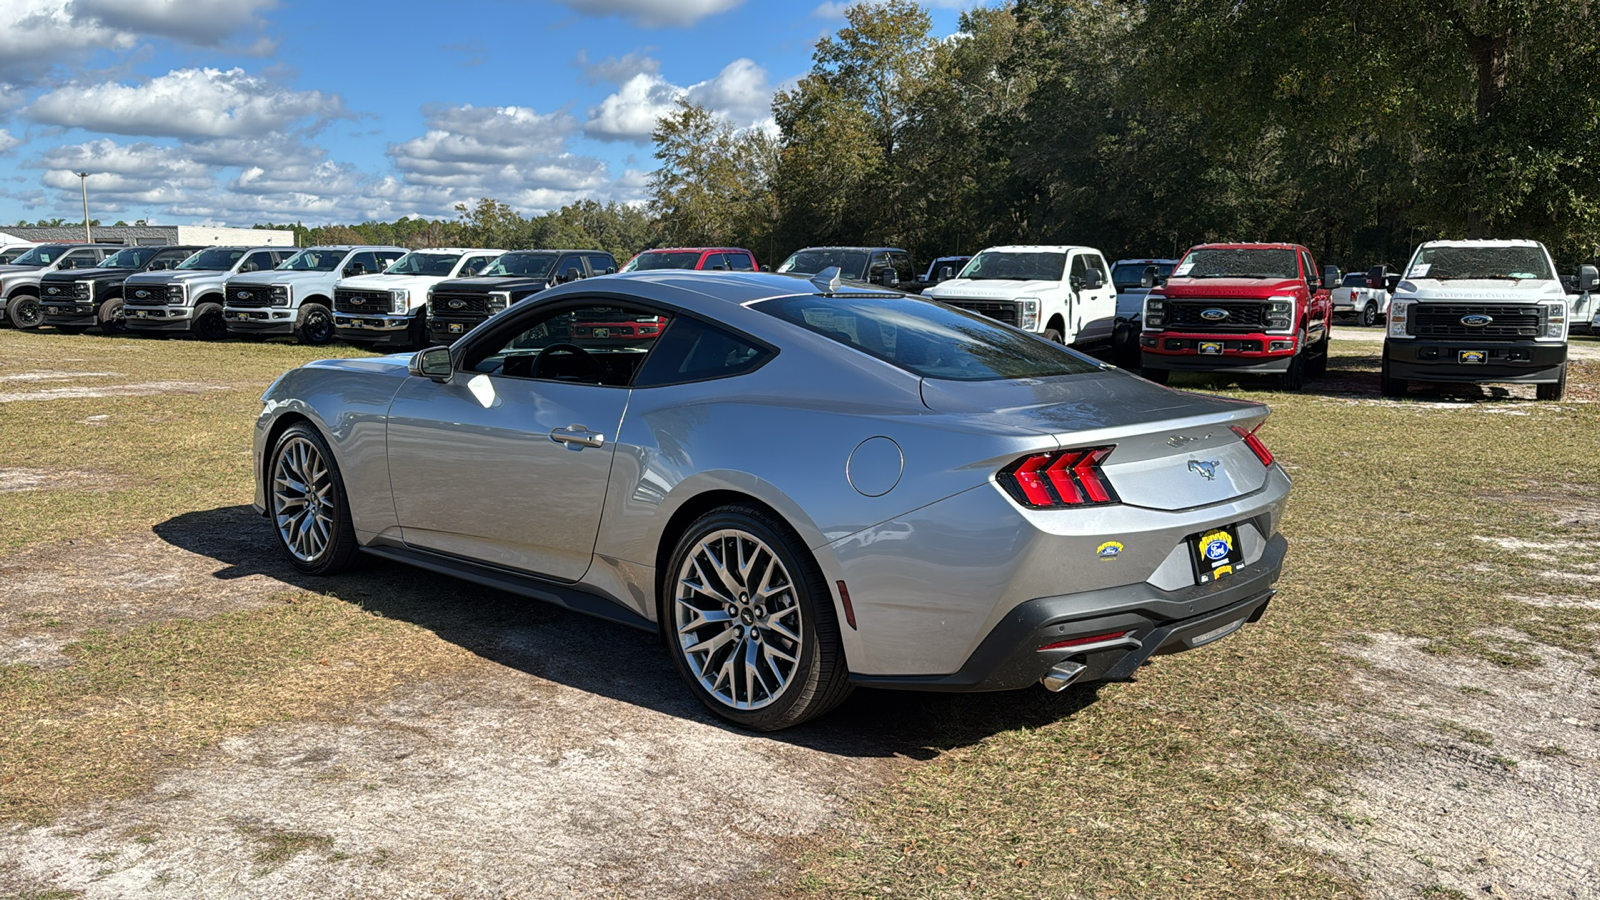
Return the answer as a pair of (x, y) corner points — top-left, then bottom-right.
(1165, 301), (1270, 331)
(335, 288), (391, 314)
(430, 292), (490, 316)
(940, 298), (1019, 327)
(1410, 304), (1543, 340)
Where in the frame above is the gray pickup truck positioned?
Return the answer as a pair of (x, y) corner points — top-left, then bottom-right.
(123, 246), (292, 339)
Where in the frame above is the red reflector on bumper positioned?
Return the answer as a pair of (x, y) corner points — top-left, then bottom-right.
(1038, 630), (1129, 652)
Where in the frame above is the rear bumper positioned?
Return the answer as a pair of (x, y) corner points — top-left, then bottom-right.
(851, 534), (1286, 692)
(1385, 339), (1566, 384)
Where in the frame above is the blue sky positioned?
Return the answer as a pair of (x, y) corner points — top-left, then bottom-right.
(0, 0), (966, 229)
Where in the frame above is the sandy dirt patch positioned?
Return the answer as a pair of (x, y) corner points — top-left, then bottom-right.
(0, 381), (223, 403)
(0, 467), (126, 494)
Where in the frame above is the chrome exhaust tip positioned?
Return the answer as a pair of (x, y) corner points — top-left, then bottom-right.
(1041, 660), (1087, 693)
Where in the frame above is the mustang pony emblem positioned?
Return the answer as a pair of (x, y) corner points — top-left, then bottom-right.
(1188, 459), (1220, 481)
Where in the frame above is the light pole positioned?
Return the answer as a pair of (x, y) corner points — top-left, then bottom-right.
(75, 172), (91, 242)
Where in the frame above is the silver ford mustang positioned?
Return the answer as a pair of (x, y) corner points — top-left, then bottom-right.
(254, 269), (1291, 730)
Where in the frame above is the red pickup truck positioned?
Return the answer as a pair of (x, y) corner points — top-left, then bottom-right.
(1137, 242), (1334, 390)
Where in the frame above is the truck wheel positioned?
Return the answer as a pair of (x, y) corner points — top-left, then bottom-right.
(193, 303), (228, 341)
(1279, 331), (1307, 391)
(1536, 363), (1566, 401)
(1044, 327), (1065, 344)
(98, 298), (128, 335)
(1379, 357), (1406, 398)
(1142, 366), (1171, 385)
(6, 294), (43, 329)
(1359, 303), (1376, 328)
(295, 303), (335, 345)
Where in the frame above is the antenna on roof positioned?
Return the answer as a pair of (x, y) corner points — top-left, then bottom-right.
(810, 266), (842, 294)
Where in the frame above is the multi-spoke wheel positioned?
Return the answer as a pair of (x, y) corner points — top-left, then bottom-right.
(667, 505), (851, 730)
(268, 423), (358, 575)
(296, 303), (335, 345)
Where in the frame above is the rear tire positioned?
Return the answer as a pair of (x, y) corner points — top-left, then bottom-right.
(193, 303), (228, 341)
(1536, 363), (1566, 401)
(98, 298), (129, 335)
(295, 303), (335, 345)
(1142, 366), (1170, 385)
(6, 294), (42, 329)
(665, 504), (852, 731)
(1379, 356), (1406, 397)
(267, 422), (360, 576)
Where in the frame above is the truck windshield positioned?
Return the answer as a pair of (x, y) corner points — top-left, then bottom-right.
(178, 248), (246, 270)
(100, 247), (162, 269)
(386, 252), (461, 276)
(8, 246), (71, 266)
(756, 293), (1103, 382)
(1177, 248), (1298, 279)
(280, 249), (345, 272)
(623, 251), (701, 271)
(1408, 246), (1553, 281)
(777, 249), (870, 278)
(958, 251), (1066, 281)
(482, 253), (556, 277)
(1111, 261), (1174, 291)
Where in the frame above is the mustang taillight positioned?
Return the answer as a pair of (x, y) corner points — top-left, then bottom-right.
(999, 446), (1118, 509)
(1231, 424), (1274, 467)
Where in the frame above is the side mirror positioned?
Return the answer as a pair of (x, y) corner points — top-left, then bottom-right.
(760, 264), (771, 272)
(344, 263), (365, 277)
(1321, 265), (1339, 291)
(1366, 265), (1388, 291)
(877, 268), (898, 287)
(1385, 274), (1402, 292)
(409, 346), (453, 383)
(604, 266), (617, 274)
(1141, 265), (1159, 289)
(1083, 269), (1104, 291)
(937, 266), (953, 282)
(1579, 264), (1599, 293)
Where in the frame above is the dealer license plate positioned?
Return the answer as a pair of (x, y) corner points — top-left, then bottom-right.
(448, 323), (464, 334)
(1192, 525), (1245, 584)
(1458, 349), (1486, 364)
(132, 310), (148, 318)
(228, 311), (248, 320)
(1198, 341), (1223, 355)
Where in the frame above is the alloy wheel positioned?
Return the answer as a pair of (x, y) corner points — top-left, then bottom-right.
(674, 529), (803, 711)
(272, 436), (335, 562)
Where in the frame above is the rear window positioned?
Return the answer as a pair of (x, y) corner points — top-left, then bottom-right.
(755, 294), (1103, 382)
(1341, 272), (1367, 287)
(624, 251), (701, 271)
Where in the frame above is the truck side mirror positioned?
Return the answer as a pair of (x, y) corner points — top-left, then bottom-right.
(937, 266), (953, 282)
(1385, 274), (1402, 292)
(344, 263), (365, 277)
(878, 268), (898, 287)
(1366, 265), (1387, 291)
(1141, 265), (1159, 289)
(1321, 265), (1339, 291)
(1082, 269), (1104, 290)
(1580, 264), (1599, 293)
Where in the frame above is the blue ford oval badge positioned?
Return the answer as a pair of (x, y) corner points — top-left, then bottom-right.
(1460, 314), (1492, 327)
(1200, 308), (1229, 321)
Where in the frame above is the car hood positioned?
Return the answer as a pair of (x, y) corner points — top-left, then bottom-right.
(925, 278), (1062, 298)
(125, 269), (225, 285)
(301, 354), (414, 377)
(1160, 277), (1302, 298)
(41, 267), (134, 281)
(1397, 278), (1564, 301)
(433, 275), (542, 291)
(0, 264), (44, 276)
(229, 270), (335, 285)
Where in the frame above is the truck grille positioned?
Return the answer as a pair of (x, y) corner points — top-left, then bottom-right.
(1166, 301), (1268, 331)
(225, 283), (283, 308)
(41, 283), (70, 299)
(1410, 304), (1542, 340)
(939, 298), (1018, 327)
(126, 285), (180, 305)
(430, 292), (489, 316)
(335, 288), (390, 314)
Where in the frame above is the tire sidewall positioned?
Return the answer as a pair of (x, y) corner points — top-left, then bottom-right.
(268, 422), (358, 575)
(99, 297), (127, 335)
(9, 294), (42, 329)
(297, 303), (334, 345)
(194, 302), (228, 340)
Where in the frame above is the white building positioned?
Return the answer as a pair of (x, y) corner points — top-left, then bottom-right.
(3, 225), (295, 247)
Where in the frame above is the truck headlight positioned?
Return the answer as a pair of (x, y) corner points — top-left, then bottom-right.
(488, 291), (511, 314)
(1539, 299), (1567, 341)
(1266, 298), (1293, 332)
(1387, 299), (1413, 338)
(425, 287), (434, 314)
(1143, 296), (1164, 329)
(389, 289), (410, 314)
(271, 284), (292, 307)
(1015, 297), (1040, 331)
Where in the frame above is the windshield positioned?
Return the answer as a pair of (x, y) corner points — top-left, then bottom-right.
(756, 293), (1103, 382)
(178, 248), (246, 270)
(1408, 245), (1553, 281)
(777, 249), (870, 278)
(1110, 261), (1175, 291)
(99, 247), (161, 269)
(482, 253), (556, 278)
(385, 252), (462, 276)
(10, 246), (78, 266)
(1174, 248), (1299, 279)
(280, 248), (346, 272)
(623, 251), (702, 272)
(958, 251), (1066, 282)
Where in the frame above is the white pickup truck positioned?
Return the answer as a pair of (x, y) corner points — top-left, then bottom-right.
(1380, 239), (1593, 401)
(1331, 271), (1390, 327)
(223, 245), (405, 345)
(922, 244), (1117, 346)
(333, 247), (504, 349)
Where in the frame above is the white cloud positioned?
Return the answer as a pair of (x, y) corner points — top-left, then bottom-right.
(0, 131), (20, 155)
(576, 50), (661, 85)
(583, 58), (775, 143)
(0, 0), (136, 82)
(554, 0), (743, 28)
(27, 68), (344, 139)
(66, 0), (277, 45)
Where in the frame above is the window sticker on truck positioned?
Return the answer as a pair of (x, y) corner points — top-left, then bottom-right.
(1409, 263), (1431, 278)
(1174, 262), (1194, 276)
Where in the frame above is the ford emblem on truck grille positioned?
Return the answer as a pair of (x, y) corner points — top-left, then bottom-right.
(1460, 314), (1492, 327)
(134, 290), (148, 299)
(46, 287), (59, 295)
(351, 298), (364, 305)
(1200, 308), (1229, 321)
(447, 299), (465, 310)
(237, 291), (252, 300)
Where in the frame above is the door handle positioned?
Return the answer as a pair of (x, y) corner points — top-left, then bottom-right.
(550, 425), (605, 449)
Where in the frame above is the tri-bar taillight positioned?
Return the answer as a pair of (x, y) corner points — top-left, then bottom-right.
(1230, 424), (1274, 467)
(999, 446), (1118, 509)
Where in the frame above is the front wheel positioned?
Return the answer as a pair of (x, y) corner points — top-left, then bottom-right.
(295, 303), (335, 345)
(6, 295), (43, 329)
(268, 423), (359, 575)
(1536, 363), (1566, 401)
(193, 302), (228, 341)
(1043, 327), (1065, 344)
(98, 298), (128, 335)
(666, 505), (852, 731)
(1279, 335), (1307, 391)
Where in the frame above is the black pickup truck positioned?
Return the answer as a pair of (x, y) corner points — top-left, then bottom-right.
(424, 249), (617, 345)
(39, 245), (206, 334)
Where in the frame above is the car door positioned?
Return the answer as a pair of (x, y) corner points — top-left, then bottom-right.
(1069, 251), (1116, 343)
(1301, 249), (1330, 340)
(60, 247), (104, 271)
(384, 297), (663, 581)
(584, 253), (615, 276)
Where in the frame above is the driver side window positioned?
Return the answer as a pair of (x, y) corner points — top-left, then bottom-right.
(462, 301), (672, 387)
